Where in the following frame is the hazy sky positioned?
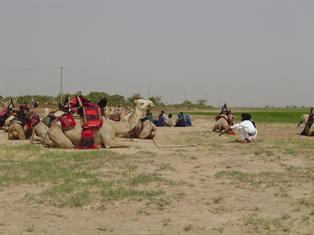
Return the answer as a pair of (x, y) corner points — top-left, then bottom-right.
(0, 0), (313, 106)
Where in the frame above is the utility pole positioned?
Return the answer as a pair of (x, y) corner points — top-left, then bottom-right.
(184, 92), (188, 101)
(60, 65), (63, 103)
(147, 85), (151, 99)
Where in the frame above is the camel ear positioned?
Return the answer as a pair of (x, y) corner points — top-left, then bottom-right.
(134, 100), (139, 104)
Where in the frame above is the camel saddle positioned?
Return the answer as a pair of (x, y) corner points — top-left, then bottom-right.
(78, 104), (103, 149)
(81, 104), (103, 129)
(58, 114), (76, 130)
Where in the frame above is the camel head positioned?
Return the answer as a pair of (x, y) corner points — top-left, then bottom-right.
(134, 99), (154, 113)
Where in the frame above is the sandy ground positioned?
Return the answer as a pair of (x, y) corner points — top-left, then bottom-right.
(0, 119), (314, 234)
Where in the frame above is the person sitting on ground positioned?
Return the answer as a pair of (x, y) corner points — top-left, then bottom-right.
(154, 111), (168, 127)
(185, 113), (192, 126)
(175, 112), (186, 127)
(164, 113), (174, 127)
(230, 113), (257, 143)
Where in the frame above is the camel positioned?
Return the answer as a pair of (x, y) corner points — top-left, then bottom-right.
(212, 114), (230, 133)
(127, 120), (156, 139)
(3, 115), (15, 132)
(36, 99), (154, 149)
(30, 111), (64, 144)
(212, 112), (235, 134)
(0, 100), (14, 128)
(212, 104), (234, 134)
(107, 99), (154, 137)
(8, 109), (40, 140)
(108, 106), (126, 121)
(298, 114), (309, 127)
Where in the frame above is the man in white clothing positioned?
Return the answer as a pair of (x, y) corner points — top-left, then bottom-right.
(230, 113), (257, 143)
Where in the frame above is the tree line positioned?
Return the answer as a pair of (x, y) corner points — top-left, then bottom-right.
(0, 92), (214, 109)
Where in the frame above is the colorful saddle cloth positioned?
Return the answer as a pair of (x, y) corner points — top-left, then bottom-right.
(77, 104), (103, 149)
(81, 105), (103, 130)
(58, 114), (76, 130)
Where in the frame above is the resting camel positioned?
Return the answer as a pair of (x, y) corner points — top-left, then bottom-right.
(127, 120), (156, 139)
(8, 108), (40, 140)
(0, 101), (14, 128)
(35, 99), (154, 149)
(297, 114), (309, 127)
(212, 113), (234, 133)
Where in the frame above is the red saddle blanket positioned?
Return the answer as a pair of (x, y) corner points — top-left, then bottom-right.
(58, 114), (76, 130)
(81, 105), (103, 129)
(77, 129), (99, 149)
(0, 107), (9, 117)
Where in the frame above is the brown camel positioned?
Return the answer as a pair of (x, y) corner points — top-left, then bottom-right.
(37, 99), (154, 149)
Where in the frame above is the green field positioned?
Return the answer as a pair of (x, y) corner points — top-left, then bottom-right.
(189, 108), (309, 123)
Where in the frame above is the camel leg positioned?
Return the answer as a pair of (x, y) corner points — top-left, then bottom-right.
(17, 124), (26, 140)
(8, 123), (26, 140)
(29, 128), (37, 144)
(42, 132), (55, 147)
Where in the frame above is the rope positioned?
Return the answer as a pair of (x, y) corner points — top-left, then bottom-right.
(152, 137), (198, 149)
(148, 120), (198, 149)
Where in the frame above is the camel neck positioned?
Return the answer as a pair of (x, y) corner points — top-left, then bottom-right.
(128, 107), (143, 130)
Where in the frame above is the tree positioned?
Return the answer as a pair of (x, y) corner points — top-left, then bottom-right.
(87, 91), (109, 103)
(108, 94), (126, 106)
(127, 93), (143, 106)
(149, 96), (163, 106)
(16, 95), (33, 104)
(196, 99), (207, 108)
(181, 100), (194, 108)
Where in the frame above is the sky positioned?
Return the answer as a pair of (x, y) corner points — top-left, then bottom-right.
(0, 0), (313, 107)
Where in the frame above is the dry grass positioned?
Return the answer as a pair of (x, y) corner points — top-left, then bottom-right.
(1, 120), (314, 234)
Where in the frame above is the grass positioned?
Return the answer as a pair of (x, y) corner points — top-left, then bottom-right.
(0, 144), (167, 208)
(244, 214), (290, 233)
(189, 108), (309, 123)
(215, 166), (314, 188)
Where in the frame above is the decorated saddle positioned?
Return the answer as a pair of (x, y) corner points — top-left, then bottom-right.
(81, 104), (103, 130)
(58, 113), (76, 130)
(79, 104), (103, 149)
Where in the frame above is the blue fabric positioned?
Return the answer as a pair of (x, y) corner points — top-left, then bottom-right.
(185, 114), (192, 126)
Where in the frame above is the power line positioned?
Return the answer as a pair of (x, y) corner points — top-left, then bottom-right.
(0, 66), (59, 72)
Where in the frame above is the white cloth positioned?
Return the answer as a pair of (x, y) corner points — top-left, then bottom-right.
(162, 114), (169, 123)
(231, 120), (257, 141)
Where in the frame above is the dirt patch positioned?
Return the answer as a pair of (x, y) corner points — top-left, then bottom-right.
(0, 119), (314, 234)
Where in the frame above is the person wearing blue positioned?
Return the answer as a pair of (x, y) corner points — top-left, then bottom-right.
(175, 112), (186, 127)
(154, 111), (167, 127)
(185, 114), (192, 127)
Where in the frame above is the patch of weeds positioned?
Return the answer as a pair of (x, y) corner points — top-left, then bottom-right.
(162, 218), (171, 227)
(155, 163), (176, 172)
(212, 195), (224, 204)
(23, 224), (34, 233)
(208, 205), (228, 214)
(128, 173), (164, 186)
(145, 196), (171, 210)
(274, 187), (289, 198)
(244, 214), (290, 233)
(0, 145), (168, 208)
(136, 151), (157, 157)
(136, 208), (151, 216)
(101, 188), (164, 202)
(183, 225), (193, 232)
(212, 226), (224, 233)
(155, 197), (171, 210)
(254, 149), (275, 157)
(216, 166), (314, 188)
(96, 226), (113, 232)
(284, 148), (297, 155)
